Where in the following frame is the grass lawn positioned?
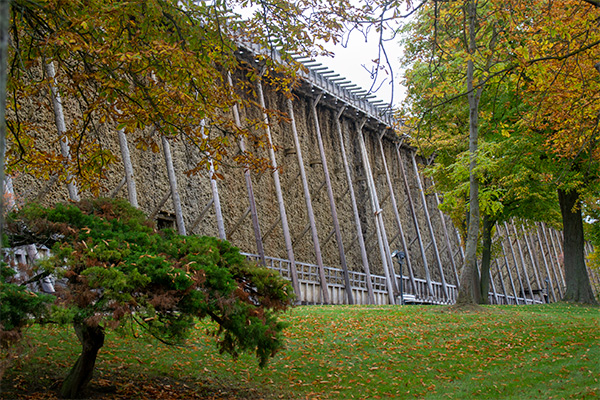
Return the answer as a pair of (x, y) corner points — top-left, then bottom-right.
(2, 303), (598, 399)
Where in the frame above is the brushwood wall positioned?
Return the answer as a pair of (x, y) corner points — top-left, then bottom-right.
(8, 52), (599, 306)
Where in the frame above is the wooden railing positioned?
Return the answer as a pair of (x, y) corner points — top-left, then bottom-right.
(242, 252), (543, 306)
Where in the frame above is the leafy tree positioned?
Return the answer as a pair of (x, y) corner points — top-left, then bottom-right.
(503, 0), (599, 304)
(401, 0), (599, 304)
(5, 198), (294, 398)
(6, 0), (359, 193)
(401, 0), (513, 304)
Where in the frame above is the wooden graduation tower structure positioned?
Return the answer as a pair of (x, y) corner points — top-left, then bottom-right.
(12, 44), (599, 306)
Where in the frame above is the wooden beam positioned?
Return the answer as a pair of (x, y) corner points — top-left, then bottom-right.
(110, 175), (126, 198)
(380, 140), (417, 295)
(535, 223), (557, 302)
(410, 153), (449, 300)
(287, 97), (329, 304)
(161, 136), (186, 236)
(396, 147), (434, 299)
(539, 223), (564, 298)
(498, 235), (520, 305)
(200, 120), (226, 240)
(431, 183), (461, 287)
(548, 228), (566, 287)
(117, 128), (138, 207)
(256, 78), (300, 296)
(311, 95), (354, 305)
(521, 225), (543, 293)
(502, 222), (528, 304)
(228, 72), (266, 266)
(150, 190), (171, 220)
(509, 223), (535, 303)
(46, 62), (79, 202)
(356, 120), (397, 304)
(189, 198), (214, 233)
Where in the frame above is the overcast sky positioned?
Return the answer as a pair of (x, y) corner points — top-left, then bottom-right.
(316, 37), (406, 107)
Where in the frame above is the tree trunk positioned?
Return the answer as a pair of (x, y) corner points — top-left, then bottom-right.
(0, 0), (10, 242)
(479, 214), (494, 304)
(60, 323), (105, 399)
(558, 188), (598, 304)
(457, 0), (483, 305)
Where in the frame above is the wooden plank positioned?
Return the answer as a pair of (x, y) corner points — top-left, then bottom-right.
(411, 153), (449, 300)
(493, 258), (509, 305)
(255, 78), (300, 295)
(286, 97), (329, 303)
(227, 206), (251, 239)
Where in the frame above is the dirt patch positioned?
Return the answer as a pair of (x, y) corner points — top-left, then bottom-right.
(1, 371), (290, 400)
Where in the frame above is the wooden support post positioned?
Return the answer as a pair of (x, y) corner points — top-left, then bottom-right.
(502, 222), (528, 303)
(256, 78), (300, 297)
(356, 120), (397, 305)
(286, 97), (329, 304)
(493, 258), (508, 304)
(117, 128), (138, 207)
(311, 94), (353, 304)
(45, 62), (79, 202)
(510, 223), (535, 303)
(378, 138), (417, 295)
(548, 228), (566, 288)
(498, 239), (520, 305)
(488, 265), (499, 304)
(521, 226), (543, 292)
(431, 181), (461, 287)
(200, 121), (226, 240)
(534, 223), (557, 302)
(335, 109), (375, 304)
(396, 146), (434, 298)
(539, 223), (564, 298)
(110, 176), (126, 198)
(228, 72), (266, 266)
(190, 198), (214, 232)
(161, 136), (186, 236)
(410, 153), (449, 300)
(150, 191), (171, 219)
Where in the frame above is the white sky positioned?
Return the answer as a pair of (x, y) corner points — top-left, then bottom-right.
(316, 34), (406, 107)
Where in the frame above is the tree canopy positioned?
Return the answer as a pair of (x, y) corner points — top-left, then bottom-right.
(400, 0), (599, 304)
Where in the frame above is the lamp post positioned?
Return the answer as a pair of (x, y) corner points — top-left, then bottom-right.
(391, 250), (406, 305)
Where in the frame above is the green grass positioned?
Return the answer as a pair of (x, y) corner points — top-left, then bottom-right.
(2, 303), (599, 399)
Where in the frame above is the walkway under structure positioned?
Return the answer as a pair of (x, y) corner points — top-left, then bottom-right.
(9, 43), (599, 306)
